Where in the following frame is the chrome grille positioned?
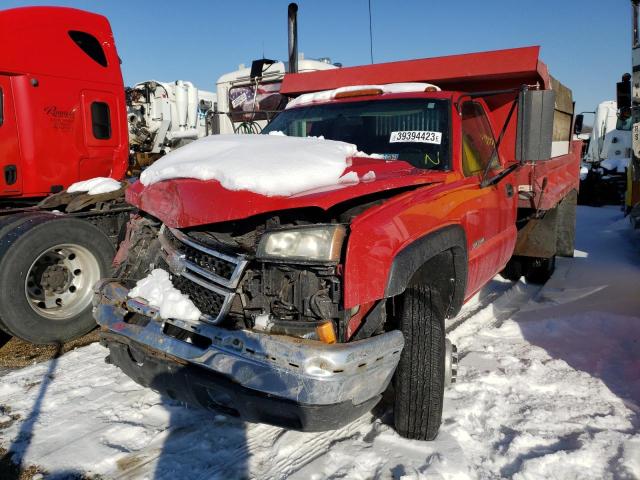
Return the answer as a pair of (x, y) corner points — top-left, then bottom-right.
(158, 226), (248, 323)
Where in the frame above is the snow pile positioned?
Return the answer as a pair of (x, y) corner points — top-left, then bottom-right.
(139, 134), (360, 197)
(286, 82), (441, 110)
(67, 177), (122, 195)
(128, 269), (201, 321)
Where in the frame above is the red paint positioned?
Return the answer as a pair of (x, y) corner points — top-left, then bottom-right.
(281, 46), (550, 96)
(0, 7), (128, 199)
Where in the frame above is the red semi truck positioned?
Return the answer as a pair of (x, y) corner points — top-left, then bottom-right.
(94, 46), (579, 440)
(0, 7), (132, 344)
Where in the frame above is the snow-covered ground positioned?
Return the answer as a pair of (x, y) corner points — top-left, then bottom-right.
(0, 206), (639, 479)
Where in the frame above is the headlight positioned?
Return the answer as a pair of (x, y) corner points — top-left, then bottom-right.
(257, 225), (346, 262)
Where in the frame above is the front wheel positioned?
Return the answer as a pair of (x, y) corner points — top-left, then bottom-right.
(0, 215), (114, 344)
(393, 284), (446, 441)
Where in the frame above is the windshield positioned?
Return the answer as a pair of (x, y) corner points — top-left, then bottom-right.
(262, 98), (451, 170)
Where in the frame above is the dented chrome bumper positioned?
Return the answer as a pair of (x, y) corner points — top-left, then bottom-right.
(93, 280), (404, 409)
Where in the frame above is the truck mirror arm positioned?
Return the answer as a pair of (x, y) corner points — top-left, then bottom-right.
(480, 162), (520, 188)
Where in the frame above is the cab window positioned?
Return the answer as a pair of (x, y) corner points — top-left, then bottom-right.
(91, 102), (111, 139)
(461, 101), (499, 176)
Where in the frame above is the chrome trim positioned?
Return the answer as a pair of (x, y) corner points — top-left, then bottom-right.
(94, 280), (405, 406)
(179, 270), (235, 325)
(162, 226), (248, 289)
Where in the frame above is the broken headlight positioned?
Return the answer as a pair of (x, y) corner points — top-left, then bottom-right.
(257, 225), (346, 263)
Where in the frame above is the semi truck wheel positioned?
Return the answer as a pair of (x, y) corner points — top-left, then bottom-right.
(0, 216), (114, 344)
(393, 284), (446, 441)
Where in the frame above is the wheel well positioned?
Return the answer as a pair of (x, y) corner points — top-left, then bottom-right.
(384, 226), (467, 319)
(408, 249), (459, 318)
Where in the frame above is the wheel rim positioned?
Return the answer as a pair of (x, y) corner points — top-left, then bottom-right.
(25, 244), (101, 320)
(444, 339), (458, 387)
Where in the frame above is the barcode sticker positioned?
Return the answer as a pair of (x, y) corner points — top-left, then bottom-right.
(389, 131), (442, 144)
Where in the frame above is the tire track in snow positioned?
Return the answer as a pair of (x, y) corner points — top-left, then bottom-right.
(447, 279), (544, 353)
(202, 280), (540, 479)
(199, 280), (540, 479)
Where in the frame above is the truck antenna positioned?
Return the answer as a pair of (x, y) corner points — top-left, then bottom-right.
(368, 0), (374, 63)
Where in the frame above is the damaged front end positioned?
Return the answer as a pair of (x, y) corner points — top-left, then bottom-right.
(94, 212), (404, 431)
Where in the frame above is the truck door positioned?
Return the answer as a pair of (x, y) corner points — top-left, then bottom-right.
(79, 90), (122, 180)
(460, 100), (517, 294)
(0, 76), (23, 196)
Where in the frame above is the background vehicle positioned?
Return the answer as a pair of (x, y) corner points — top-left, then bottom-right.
(95, 45), (579, 441)
(127, 80), (216, 170)
(214, 56), (336, 134)
(0, 7), (212, 344)
(576, 100), (631, 205)
(617, 1), (640, 223)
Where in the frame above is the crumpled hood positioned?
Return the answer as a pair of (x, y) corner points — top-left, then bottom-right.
(127, 157), (446, 228)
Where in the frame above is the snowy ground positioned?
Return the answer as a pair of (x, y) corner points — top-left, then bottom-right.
(0, 206), (639, 479)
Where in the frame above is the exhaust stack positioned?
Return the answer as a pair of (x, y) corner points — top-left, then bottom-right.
(288, 3), (298, 74)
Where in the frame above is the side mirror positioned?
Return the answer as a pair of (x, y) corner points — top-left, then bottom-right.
(574, 114), (584, 135)
(617, 73), (632, 110)
(250, 58), (277, 80)
(516, 89), (555, 162)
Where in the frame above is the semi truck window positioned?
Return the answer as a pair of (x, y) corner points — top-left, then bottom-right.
(68, 31), (108, 67)
(91, 102), (111, 139)
(461, 102), (499, 176)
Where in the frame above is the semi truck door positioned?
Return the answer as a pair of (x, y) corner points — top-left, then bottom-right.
(460, 101), (517, 293)
(79, 90), (122, 180)
(0, 76), (23, 196)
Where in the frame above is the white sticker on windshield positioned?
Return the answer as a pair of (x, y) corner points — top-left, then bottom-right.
(389, 131), (442, 144)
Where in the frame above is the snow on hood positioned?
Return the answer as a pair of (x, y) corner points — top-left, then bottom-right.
(139, 134), (360, 197)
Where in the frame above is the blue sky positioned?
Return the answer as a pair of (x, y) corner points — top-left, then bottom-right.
(3, 0), (631, 116)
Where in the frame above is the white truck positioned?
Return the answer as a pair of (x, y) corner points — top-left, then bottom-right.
(576, 100), (632, 205)
(127, 80), (217, 166)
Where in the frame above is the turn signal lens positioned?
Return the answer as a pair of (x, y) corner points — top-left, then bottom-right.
(316, 320), (337, 344)
(424, 86), (439, 92)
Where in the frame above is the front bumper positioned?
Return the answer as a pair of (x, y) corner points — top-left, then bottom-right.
(93, 280), (404, 431)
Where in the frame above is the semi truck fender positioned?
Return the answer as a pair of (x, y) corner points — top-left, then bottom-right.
(384, 225), (468, 319)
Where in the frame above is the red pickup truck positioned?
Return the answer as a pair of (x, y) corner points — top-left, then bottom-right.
(94, 46), (579, 440)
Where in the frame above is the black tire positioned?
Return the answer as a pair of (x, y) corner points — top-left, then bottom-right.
(393, 284), (446, 441)
(524, 256), (556, 284)
(0, 216), (114, 344)
(500, 257), (525, 282)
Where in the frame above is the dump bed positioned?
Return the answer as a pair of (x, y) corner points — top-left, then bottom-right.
(281, 46), (579, 211)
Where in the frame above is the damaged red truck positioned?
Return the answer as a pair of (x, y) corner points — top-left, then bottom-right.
(94, 47), (579, 440)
